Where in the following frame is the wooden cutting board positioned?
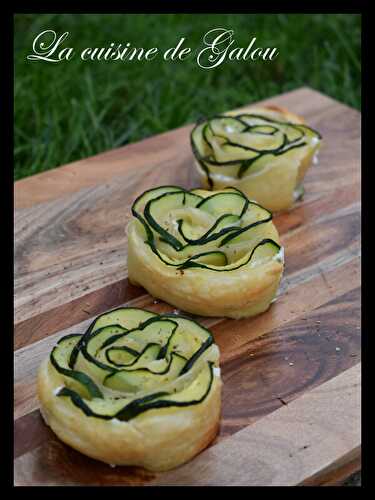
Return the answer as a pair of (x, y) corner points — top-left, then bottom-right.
(14, 87), (361, 486)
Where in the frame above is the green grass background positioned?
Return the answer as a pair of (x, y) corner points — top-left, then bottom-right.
(14, 13), (361, 181)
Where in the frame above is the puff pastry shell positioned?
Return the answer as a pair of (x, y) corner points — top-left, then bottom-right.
(191, 105), (322, 212)
(37, 308), (221, 472)
(127, 186), (284, 318)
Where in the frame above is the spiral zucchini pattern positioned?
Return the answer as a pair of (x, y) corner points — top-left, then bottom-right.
(37, 307), (221, 472)
(191, 106), (322, 212)
(127, 185), (284, 319)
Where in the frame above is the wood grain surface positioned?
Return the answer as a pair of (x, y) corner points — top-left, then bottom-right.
(150, 363), (361, 486)
(13, 87), (361, 486)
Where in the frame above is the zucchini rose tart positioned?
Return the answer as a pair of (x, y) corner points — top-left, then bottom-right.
(37, 308), (221, 472)
(127, 186), (284, 319)
(191, 105), (322, 213)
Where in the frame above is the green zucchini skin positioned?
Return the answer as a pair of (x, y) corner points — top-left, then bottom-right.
(49, 308), (218, 421)
(177, 213), (241, 244)
(179, 238), (281, 271)
(57, 361), (214, 421)
(131, 185), (279, 272)
(68, 307), (156, 369)
(103, 352), (188, 392)
(50, 335), (103, 399)
(219, 216), (272, 246)
(190, 113), (322, 186)
(179, 337), (213, 375)
(105, 345), (143, 367)
(144, 191), (203, 250)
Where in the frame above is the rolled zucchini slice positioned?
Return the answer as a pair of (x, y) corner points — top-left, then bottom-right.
(191, 105), (322, 213)
(37, 307), (221, 472)
(127, 186), (284, 319)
